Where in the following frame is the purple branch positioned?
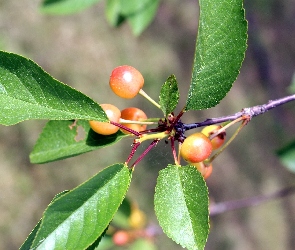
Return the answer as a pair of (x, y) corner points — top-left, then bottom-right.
(184, 94), (295, 131)
(210, 186), (295, 216)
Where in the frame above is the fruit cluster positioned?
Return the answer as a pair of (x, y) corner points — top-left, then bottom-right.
(89, 65), (226, 179)
(89, 65), (148, 135)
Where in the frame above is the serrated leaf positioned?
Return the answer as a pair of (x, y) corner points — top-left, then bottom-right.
(154, 165), (209, 250)
(159, 75), (179, 116)
(20, 220), (42, 250)
(185, 0), (247, 110)
(41, 0), (101, 15)
(112, 197), (132, 228)
(31, 163), (131, 249)
(30, 120), (128, 164)
(105, 0), (125, 27)
(20, 191), (69, 250)
(0, 51), (107, 125)
(277, 140), (295, 173)
(121, 0), (160, 36)
(86, 226), (109, 250)
(90, 235), (113, 250)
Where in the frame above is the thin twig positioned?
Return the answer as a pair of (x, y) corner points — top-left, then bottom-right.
(184, 94), (295, 131)
(210, 186), (295, 216)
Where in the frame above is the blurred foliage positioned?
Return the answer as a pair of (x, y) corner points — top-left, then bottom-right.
(41, 0), (160, 36)
(277, 140), (295, 173)
(0, 0), (295, 249)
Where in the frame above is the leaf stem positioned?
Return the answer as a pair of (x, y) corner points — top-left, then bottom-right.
(131, 139), (159, 168)
(125, 141), (141, 165)
(170, 137), (179, 165)
(110, 121), (141, 136)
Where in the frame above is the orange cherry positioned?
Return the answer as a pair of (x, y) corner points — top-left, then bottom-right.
(201, 125), (226, 150)
(191, 162), (213, 179)
(89, 104), (121, 135)
(180, 132), (213, 163)
(203, 164), (213, 179)
(120, 107), (148, 134)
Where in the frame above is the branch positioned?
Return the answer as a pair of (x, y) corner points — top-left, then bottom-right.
(184, 94), (295, 130)
(209, 186), (295, 216)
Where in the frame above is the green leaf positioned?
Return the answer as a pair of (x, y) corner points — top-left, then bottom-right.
(30, 120), (128, 164)
(112, 197), (132, 228)
(89, 235), (113, 250)
(0, 51), (107, 125)
(20, 220), (42, 250)
(159, 75), (180, 117)
(20, 191), (69, 250)
(185, 0), (248, 110)
(105, 0), (125, 27)
(31, 163), (132, 249)
(277, 140), (295, 173)
(154, 165), (209, 250)
(288, 72), (295, 94)
(41, 0), (101, 15)
(121, 0), (160, 36)
(86, 226), (109, 250)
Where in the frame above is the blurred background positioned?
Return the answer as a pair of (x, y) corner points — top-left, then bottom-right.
(0, 0), (295, 249)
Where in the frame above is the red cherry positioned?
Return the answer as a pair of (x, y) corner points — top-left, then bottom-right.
(109, 65), (144, 99)
(112, 230), (130, 246)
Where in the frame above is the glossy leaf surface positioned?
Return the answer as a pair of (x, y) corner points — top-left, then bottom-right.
(31, 164), (131, 249)
(154, 165), (209, 250)
(185, 0), (247, 110)
(0, 51), (107, 125)
(30, 120), (128, 164)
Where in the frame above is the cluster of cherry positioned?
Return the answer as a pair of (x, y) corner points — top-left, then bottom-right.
(89, 65), (226, 180)
(89, 65), (148, 136)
